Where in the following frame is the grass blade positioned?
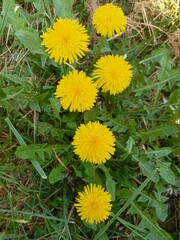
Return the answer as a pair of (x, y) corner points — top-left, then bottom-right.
(5, 117), (26, 145)
(131, 202), (173, 240)
(113, 214), (147, 240)
(5, 118), (47, 179)
(0, 0), (11, 36)
(93, 168), (158, 240)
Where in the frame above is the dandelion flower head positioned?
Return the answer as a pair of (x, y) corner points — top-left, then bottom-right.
(72, 121), (115, 164)
(92, 3), (127, 37)
(93, 55), (133, 95)
(75, 184), (112, 224)
(55, 70), (98, 112)
(41, 18), (89, 64)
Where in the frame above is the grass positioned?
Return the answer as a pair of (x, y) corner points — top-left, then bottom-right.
(0, 0), (180, 239)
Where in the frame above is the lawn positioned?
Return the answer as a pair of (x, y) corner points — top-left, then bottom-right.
(0, 0), (179, 239)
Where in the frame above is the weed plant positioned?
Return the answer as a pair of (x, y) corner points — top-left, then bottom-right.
(0, 0), (179, 239)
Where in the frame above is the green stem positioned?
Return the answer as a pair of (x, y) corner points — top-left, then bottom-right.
(61, 62), (67, 75)
(88, 37), (106, 73)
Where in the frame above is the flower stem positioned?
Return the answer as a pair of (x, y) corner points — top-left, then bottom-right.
(88, 37), (106, 73)
(61, 62), (67, 75)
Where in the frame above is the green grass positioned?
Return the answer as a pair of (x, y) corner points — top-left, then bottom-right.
(0, 0), (180, 239)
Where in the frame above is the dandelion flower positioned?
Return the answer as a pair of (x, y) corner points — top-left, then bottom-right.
(72, 121), (115, 164)
(41, 18), (89, 64)
(55, 70), (98, 112)
(75, 183), (112, 224)
(93, 55), (133, 95)
(92, 3), (127, 37)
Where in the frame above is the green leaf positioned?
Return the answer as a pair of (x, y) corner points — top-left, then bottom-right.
(155, 202), (168, 222)
(84, 164), (102, 185)
(84, 108), (98, 123)
(52, 0), (74, 18)
(157, 162), (179, 187)
(106, 176), (116, 201)
(5, 118), (26, 146)
(139, 159), (159, 182)
(15, 144), (52, 162)
(157, 52), (172, 81)
(66, 121), (77, 130)
(0, 0), (14, 36)
(137, 190), (168, 222)
(2, 74), (33, 90)
(31, 159), (47, 180)
(29, 100), (41, 112)
(136, 124), (179, 141)
(49, 98), (61, 120)
(140, 46), (171, 65)
(134, 69), (180, 92)
(15, 30), (44, 55)
(125, 136), (135, 154)
(32, 0), (45, 13)
(5, 118), (47, 179)
(146, 147), (172, 158)
(49, 165), (65, 184)
(129, 202), (173, 240)
(113, 215), (147, 239)
(93, 169), (158, 240)
(97, 115), (128, 133)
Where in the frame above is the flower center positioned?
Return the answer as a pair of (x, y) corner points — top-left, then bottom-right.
(89, 200), (99, 210)
(89, 135), (102, 150)
(110, 69), (119, 81)
(61, 32), (72, 47)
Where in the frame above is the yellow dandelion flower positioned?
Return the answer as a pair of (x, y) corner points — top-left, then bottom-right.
(41, 18), (89, 64)
(75, 183), (112, 224)
(72, 121), (115, 164)
(92, 3), (127, 37)
(55, 70), (98, 112)
(93, 55), (133, 95)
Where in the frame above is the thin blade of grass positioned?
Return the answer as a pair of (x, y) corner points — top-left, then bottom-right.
(5, 117), (26, 145)
(0, 0), (11, 36)
(131, 202), (173, 240)
(63, 183), (72, 240)
(93, 168), (158, 240)
(5, 117), (47, 179)
(0, 215), (29, 224)
(112, 214), (147, 240)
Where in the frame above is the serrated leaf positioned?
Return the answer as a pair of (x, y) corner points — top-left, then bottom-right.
(97, 115), (128, 133)
(139, 160), (159, 182)
(15, 144), (52, 162)
(135, 68), (180, 92)
(49, 98), (61, 120)
(52, 0), (74, 18)
(155, 203), (168, 222)
(125, 136), (135, 154)
(2, 74), (33, 90)
(15, 30), (44, 54)
(5, 118), (47, 179)
(49, 165), (65, 184)
(84, 108), (98, 123)
(29, 100), (41, 112)
(130, 202), (173, 240)
(137, 189), (168, 221)
(93, 169), (158, 240)
(84, 164), (102, 184)
(146, 147), (172, 158)
(136, 124), (179, 141)
(140, 46), (171, 65)
(106, 176), (116, 201)
(157, 162), (179, 187)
